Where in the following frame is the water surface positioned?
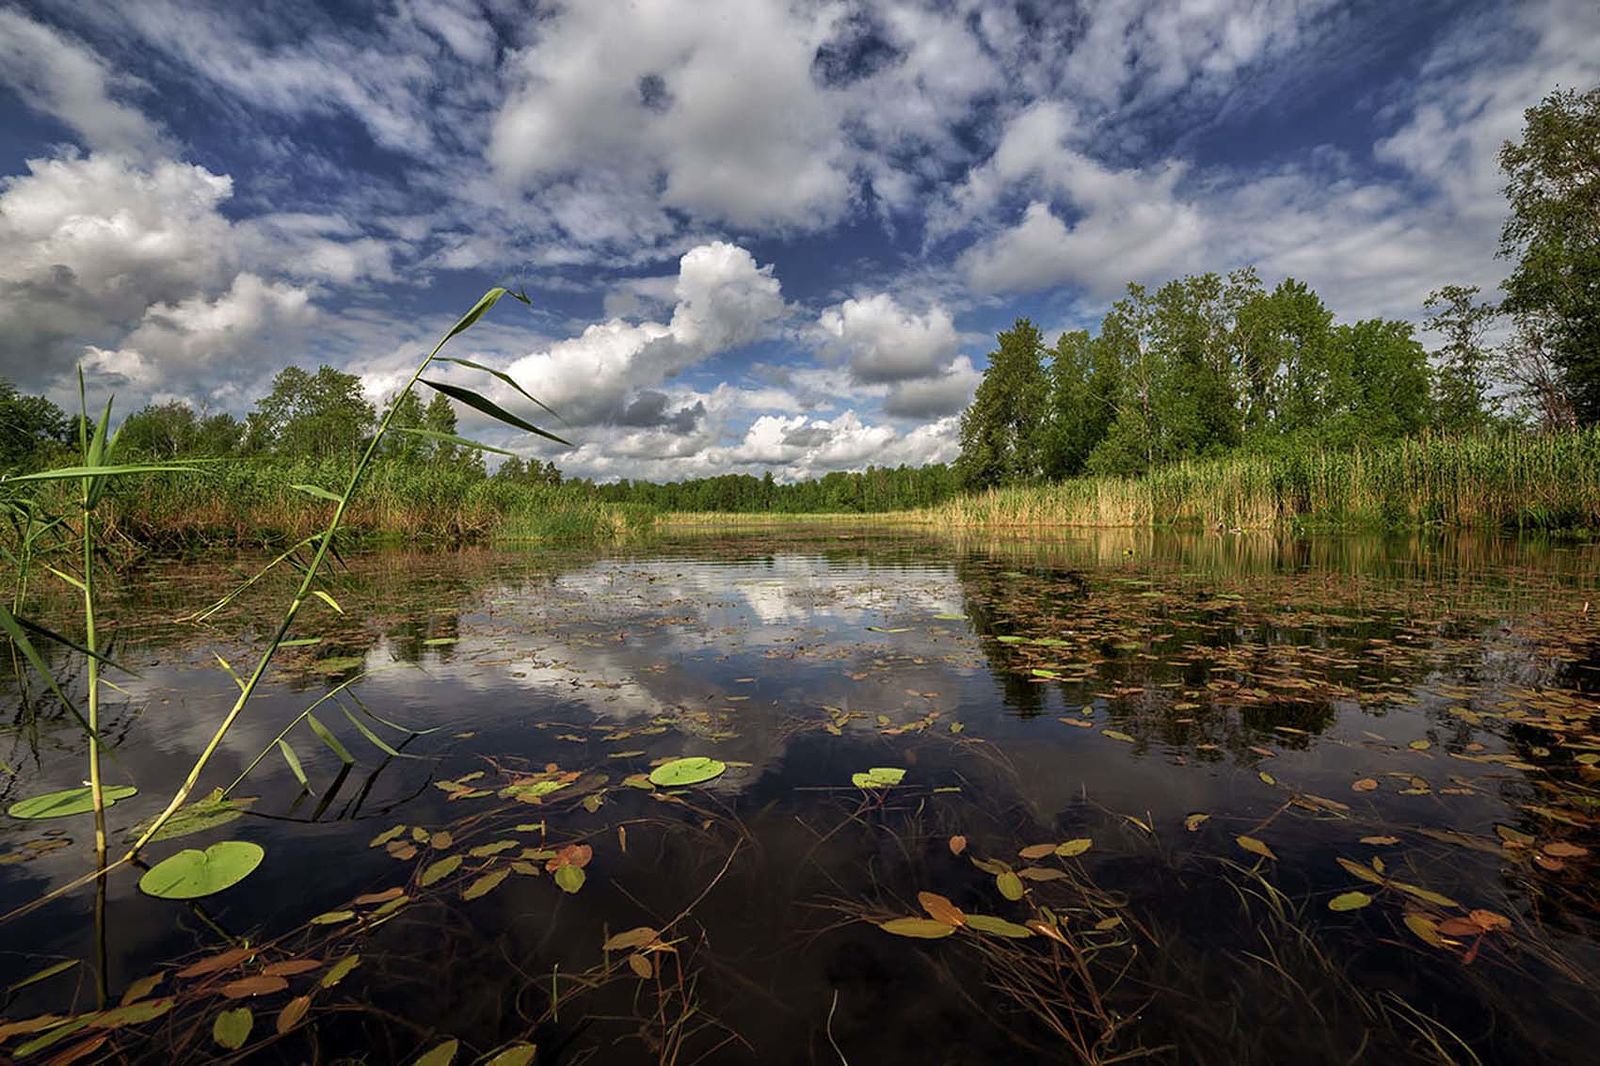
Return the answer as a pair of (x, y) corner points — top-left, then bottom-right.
(3, 530), (1599, 1063)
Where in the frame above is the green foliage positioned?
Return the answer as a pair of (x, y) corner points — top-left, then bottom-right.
(957, 319), (1049, 488)
(244, 365), (376, 461)
(0, 380), (70, 471)
(1498, 86), (1600, 424)
(1425, 285), (1498, 432)
(118, 401), (243, 459)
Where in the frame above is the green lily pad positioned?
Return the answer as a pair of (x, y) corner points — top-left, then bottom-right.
(850, 767), (906, 789)
(139, 841), (264, 900)
(131, 789), (255, 842)
(8, 785), (137, 820)
(648, 757), (726, 788)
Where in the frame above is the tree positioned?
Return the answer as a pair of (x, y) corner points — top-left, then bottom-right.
(1424, 285), (1497, 431)
(1040, 330), (1118, 479)
(956, 319), (1049, 488)
(119, 401), (242, 459)
(1498, 86), (1600, 423)
(0, 379), (69, 470)
(244, 366), (375, 461)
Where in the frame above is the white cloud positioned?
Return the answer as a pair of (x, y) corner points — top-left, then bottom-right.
(884, 355), (982, 418)
(490, 0), (851, 231)
(0, 10), (164, 158)
(817, 293), (961, 384)
(494, 242), (786, 427)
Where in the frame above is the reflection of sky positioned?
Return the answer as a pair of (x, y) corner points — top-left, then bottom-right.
(2, 534), (1597, 1012)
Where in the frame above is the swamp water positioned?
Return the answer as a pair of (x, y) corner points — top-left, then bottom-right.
(2, 530), (1599, 1064)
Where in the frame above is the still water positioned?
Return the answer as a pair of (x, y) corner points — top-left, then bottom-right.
(2, 530), (1599, 1063)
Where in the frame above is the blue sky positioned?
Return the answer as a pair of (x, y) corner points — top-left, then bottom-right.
(1, 0), (1595, 480)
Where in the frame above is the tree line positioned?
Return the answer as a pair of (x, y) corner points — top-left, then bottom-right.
(957, 86), (1598, 488)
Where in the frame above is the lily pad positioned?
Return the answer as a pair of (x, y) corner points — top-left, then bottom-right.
(138, 841), (264, 900)
(132, 789), (255, 842)
(648, 757), (726, 787)
(850, 766), (906, 789)
(8, 785), (137, 820)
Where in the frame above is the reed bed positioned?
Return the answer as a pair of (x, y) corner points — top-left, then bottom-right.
(926, 429), (1600, 532)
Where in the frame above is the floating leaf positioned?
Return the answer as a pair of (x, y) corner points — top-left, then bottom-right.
(177, 948), (252, 978)
(310, 910), (356, 925)
(139, 841), (264, 900)
(276, 995), (311, 1035)
(1018, 843), (1055, 860)
(8, 785), (137, 820)
(485, 1044), (538, 1066)
(6, 959), (78, 993)
(414, 1038), (459, 1066)
(1544, 841), (1589, 858)
(995, 870), (1025, 901)
(468, 840), (518, 858)
(1337, 857), (1386, 885)
(370, 825), (407, 848)
(1054, 838), (1092, 858)
(948, 835), (967, 855)
(648, 757), (726, 787)
(320, 956), (360, 989)
(213, 1007), (253, 1050)
(917, 891), (965, 927)
(88, 998), (173, 1029)
(1359, 835), (1400, 846)
(1390, 880), (1460, 909)
(1184, 813), (1210, 832)
(1328, 891), (1373, 912)
(964, 914), (1034, 938)
(1102, 730), (1135, 743)
(134, 790), (256, 843)
(222, 975), (288, 999)
(554, 865), (586, 893)
(627, 953), (654, 979)
(850, 766), (906, 789)
(119, 972), (164, 1006)
(1236, 836), (1276, 861)
(1403, 913), (1448, 947)
(603, 927), (660, 952)
(463, 869), (510, 901)
(419, 855), (462, 887)
(878, 917), (957, 939)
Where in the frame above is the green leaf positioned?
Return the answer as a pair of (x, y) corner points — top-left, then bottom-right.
(213, 1007), (253, 1050)
(1328, 891), (1374, 912)
(3, 463), (201, 484)
(1054, 838), (1093, 857)
(390, 426), (516, 457)
(419, 378), (571, 446)
(278, 740), (312, 793)
(419, 855), (462, 887)
(342, 705), (404, 757)
(964, 914), (1035, 938)
(462, 869), (509, 901)
(435, 355), (563, 424)
(5, 958), (78, 994)
(305, 712), (354, 765)
(484, 1044), (537, 1066)
(9, 785), (137, 819)
(311, 589), (344, 614)
(554, 865), (586, 894)
(995, 870), (1025, 901)
(414, 1038), (459, 1066)
(850, 766), (906, 789)
(138, 841), (264, 900)
(320, 955), (361, 989)
(1236, 835), (1277, 861)
(648, 757), (726, 787)
(878, 917), (957, 939)
(132, 789), (256, 842)
(290, 483), (344, 503)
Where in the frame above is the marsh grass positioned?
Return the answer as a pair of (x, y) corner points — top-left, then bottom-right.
(928, 429), (1600, 532)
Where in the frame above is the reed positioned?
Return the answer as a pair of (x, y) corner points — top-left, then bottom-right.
(925, 428), (1600, 532)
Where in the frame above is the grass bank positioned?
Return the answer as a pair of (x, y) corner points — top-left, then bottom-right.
(61, 461), (653, 548)
(927, 429), (1600, 532)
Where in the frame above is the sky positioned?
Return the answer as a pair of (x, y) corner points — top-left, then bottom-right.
(0, 0), (1596, 482)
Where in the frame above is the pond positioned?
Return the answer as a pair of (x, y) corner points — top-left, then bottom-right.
(2, 529), (1599, 1064)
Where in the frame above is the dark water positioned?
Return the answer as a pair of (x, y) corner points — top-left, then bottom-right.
(3, 530), (1600, 1063)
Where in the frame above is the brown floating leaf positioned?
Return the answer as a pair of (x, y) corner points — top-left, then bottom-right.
(44, 1033), (107, 1066)
(1017, 843), (1055, 860)
(221, 975), (288, 999)
(603, 926), (660, 952)
(353, 887), (404, 906)
(1017, 866), (1070, 882)
(0, 1015), (68, 1041)
(917, 891), (966, 927)
(1236, 835), (1277, 861)
(261, 959), (321, 978)
(119, 972), (164, 1006)
(1359, 836), (1400, 846)
(1352, 778), (1379, 793)
(1184, 813), (1210, 832)
(948, 834), (967, 856)
(1543, 841), (1589, 858)
(627, 953), (654, 979)
(1467, 909), (1512, 932)
(430, 831), (454, 850)
(177, 947), (252, 979)
(275, 995), (311, 1035)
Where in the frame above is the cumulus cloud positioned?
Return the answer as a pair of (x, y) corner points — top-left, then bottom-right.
(490, 0), (851, 231)
(495, 242), (786, 427)
(817, 293), (961, 383)
(884, 356), (982, 418)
